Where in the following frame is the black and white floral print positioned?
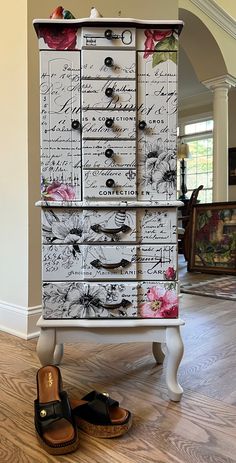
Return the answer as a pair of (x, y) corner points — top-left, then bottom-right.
(66, 284), (108, 318)
(147, 157), (176, 193)
(145, 141), (176, 195)
(43, 209), (89, 243)
(42, 282), (136, 318)
(42, 209), (134, 243)
(43, 282), (69, 318)
(61, 245), (81, 269)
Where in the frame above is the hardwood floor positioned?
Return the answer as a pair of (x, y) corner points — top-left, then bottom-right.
(1, 257), (236, 462)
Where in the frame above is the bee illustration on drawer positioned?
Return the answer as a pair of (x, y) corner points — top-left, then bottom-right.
(114, 211), (126, 227)
(88, 210), (134, 242)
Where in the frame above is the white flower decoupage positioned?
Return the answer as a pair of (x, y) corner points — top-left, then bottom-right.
(51, 213), (85, 243)
(146, 154), (176, 194)
(43, 282), (134, 319)
(144, 138), (176, 194)
(42, 209), (95, 243)
(43, 282), (69, 318)
(65, 283), (109, 318)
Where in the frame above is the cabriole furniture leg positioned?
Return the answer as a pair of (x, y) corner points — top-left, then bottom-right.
(36, 318), (184, 401)
(166, 326), (184, 401)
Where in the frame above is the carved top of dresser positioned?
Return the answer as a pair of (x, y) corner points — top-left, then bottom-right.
(33, 18), (183, 30)
(35, 200), (184, 208)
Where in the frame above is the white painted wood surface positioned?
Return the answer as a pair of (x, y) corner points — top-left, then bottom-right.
(82, 27), (136, 48)
(36, 316), (184, 401)
(83, 168), (136, 199)
(137, 53), (177, 200)
(41, 207), (177, 244)
(82, 109), (136, 139)
(38, 22), (180, 316)
(82, 79), (136, 110)
(82, 139), (136, 168)
(42, 243), (177, 281)
(82, 50), (136, 79)
(42, 280), (178, 319)
(40, 51), (82, 201)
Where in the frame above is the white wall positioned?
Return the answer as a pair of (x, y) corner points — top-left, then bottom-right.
(0, 0), (36, 338)
(214, 0), (236, 19)
(0, 0), (28, 308)
(179, 0), (236, 79)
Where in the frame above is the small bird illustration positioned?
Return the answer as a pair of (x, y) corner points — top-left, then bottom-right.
(50, 6), (64, 19)
(90, 6), (103, 18)
(50, 6), (75, 19)
(63, 9), (76, 19)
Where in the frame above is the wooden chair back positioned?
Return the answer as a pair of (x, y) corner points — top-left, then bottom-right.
(179, 185), (204, 261)
(185, 185), (204, 217)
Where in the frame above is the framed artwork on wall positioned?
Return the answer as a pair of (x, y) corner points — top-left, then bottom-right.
(229, 147), (236, 185)
(188, 202), (236, 274)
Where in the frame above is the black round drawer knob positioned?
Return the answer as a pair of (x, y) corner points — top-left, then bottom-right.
(104, 29), (113, 40)
(105, 87), (114, 97)
(105, 118), (114, 128)
(104, 57), (114, 67)
(138, 120), (147, 130)
(106, 178), (115, 188)
(71, 120), (80, 130)
(105, 148), (114, 158)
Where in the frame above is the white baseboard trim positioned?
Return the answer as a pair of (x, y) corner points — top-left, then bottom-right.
(0, 300), (42, 340)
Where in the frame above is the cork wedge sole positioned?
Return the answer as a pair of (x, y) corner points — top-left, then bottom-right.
(75, 413), (132, 438)
(34, 365), (79, 455)
(71, 392), (132, 438)
(35, 430), (79, 455)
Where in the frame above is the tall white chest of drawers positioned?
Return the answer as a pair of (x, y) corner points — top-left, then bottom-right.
(33, 17), (183, 321)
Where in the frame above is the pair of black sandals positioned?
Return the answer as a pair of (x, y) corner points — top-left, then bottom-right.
(34, 365), (132, 455)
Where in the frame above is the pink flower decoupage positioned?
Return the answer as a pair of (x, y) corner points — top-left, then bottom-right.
(38, 25), (78, 50)
(143, 29), (173, 58)
(42, 181), (76, 201)
(143, 29), (177, 67)
(164, 266), (176, 280)
(140, 285), (178, 318)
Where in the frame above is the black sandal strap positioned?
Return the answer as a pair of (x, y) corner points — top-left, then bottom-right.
(82, 390), (119, 408)
(73, 390), (119, 425)
(34, 391), (73, 436)
(35, 400), (64, 422)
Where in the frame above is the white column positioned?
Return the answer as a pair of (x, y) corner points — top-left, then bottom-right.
(203, 75), (236, 202)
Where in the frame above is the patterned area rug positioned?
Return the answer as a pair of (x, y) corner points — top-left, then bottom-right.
(180, 276), (236, 300)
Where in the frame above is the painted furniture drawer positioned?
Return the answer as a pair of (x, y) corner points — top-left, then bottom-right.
(42, 244), (177, 281)
(40, 51), (82, 201)
(82, 110), (136, 139)
(82, 50), (136, 79)
(42, 208), (135, 243)
(137, 51), (177, 201)
(82, 27), (136, 48)
(82, 80), (136, 110)
(83, 169), (136, 200)
(42, 280), (178, 319)
(82, 139), (136, 168)
(42, 207), (177, 244)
